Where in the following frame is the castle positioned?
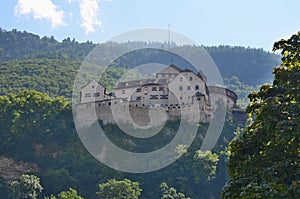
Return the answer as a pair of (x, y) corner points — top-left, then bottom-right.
(76, 64), (237, 126)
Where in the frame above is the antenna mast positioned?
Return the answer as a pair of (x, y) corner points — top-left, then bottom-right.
(168, 23), (170, 49)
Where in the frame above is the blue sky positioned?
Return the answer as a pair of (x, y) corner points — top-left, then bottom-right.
(0, 0), (299, 51)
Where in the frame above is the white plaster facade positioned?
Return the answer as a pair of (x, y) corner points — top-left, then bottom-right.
(79, 65), (237, 121)
(207, 86), (237, 107)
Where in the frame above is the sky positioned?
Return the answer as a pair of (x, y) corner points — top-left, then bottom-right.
(0, 0), (299, 51)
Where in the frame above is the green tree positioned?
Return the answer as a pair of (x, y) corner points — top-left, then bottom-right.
(222, 32), (300, 198)
(97, 178), (142, 199)
(44, 195), (57, 199)
(44, 188), (84, 199)
(10, 174), (43, 199)
(41, 169), (77, 197)
(192, 150), (219, 184)
(0, 90), (71, 158)
(57, 188), (84, 199)
(160, 182), (190, 199)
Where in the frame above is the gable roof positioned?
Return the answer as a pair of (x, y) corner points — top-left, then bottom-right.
(181, 68), (194, 73)
(157, 64), (182, 74)
(81, 80), (102, 89)
(193, 91), (205, 97)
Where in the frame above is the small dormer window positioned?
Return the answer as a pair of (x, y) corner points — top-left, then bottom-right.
(195, 85), (200, 90)
(180, 77), (183, 81)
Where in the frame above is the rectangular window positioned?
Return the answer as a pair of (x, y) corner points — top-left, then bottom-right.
(136, 96), (141, 101)
(122, 90), (125, 94)
(84, 93), (91, 97)
(187, 86), (191, 90)
(160, 95), (168, 99)
(159, 86), (164, 91)
(93, 92), (100, 97)
(179, 86), (183, 91)
(190, 77), (193, 81)
(136, 88), (141, 92)
(150, 95), (158, 99)
(152, 87), (157, 91)
(180, 77), (183, 81)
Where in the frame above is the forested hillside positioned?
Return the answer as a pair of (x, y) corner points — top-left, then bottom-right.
(0, 90), (238, 198)
(0, 28), (281, 108)
(0, 28), (289, 199)
(0, 28), (95, 62)
(0, 28), (280, 85)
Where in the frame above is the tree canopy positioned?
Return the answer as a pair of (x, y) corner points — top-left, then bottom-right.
(222, 32), (300, 198)
(97, 178), (142, 199)
(160, 182), (190, 199)
(10, 174), (43, 199)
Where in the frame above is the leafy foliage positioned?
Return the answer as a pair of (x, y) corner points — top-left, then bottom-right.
(0, 28), (94, 62)
(57, 188), (84, 199)
(44, 188), (84, 199)
(0, 28), (280, 87)
(160, 182), (190, 199)
(192, 150), (219, 183)
(10, 174), (43, 199)
(0, 89), (239, 198)
(0, 59), (80, 97)
(224, 76), (257, 108)
(97, 178), (142, 199)
(0, 90), (71, 158)
(0, 58), (130, 97)
(222, 32), (300, 198)
(0, 28), (274, 198)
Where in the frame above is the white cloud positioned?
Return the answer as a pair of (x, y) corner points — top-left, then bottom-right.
(14, 0), (66, 28)
(79, 0), (102, 34)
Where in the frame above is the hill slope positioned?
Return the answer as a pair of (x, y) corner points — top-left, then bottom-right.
(0, 28), (281, 106)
